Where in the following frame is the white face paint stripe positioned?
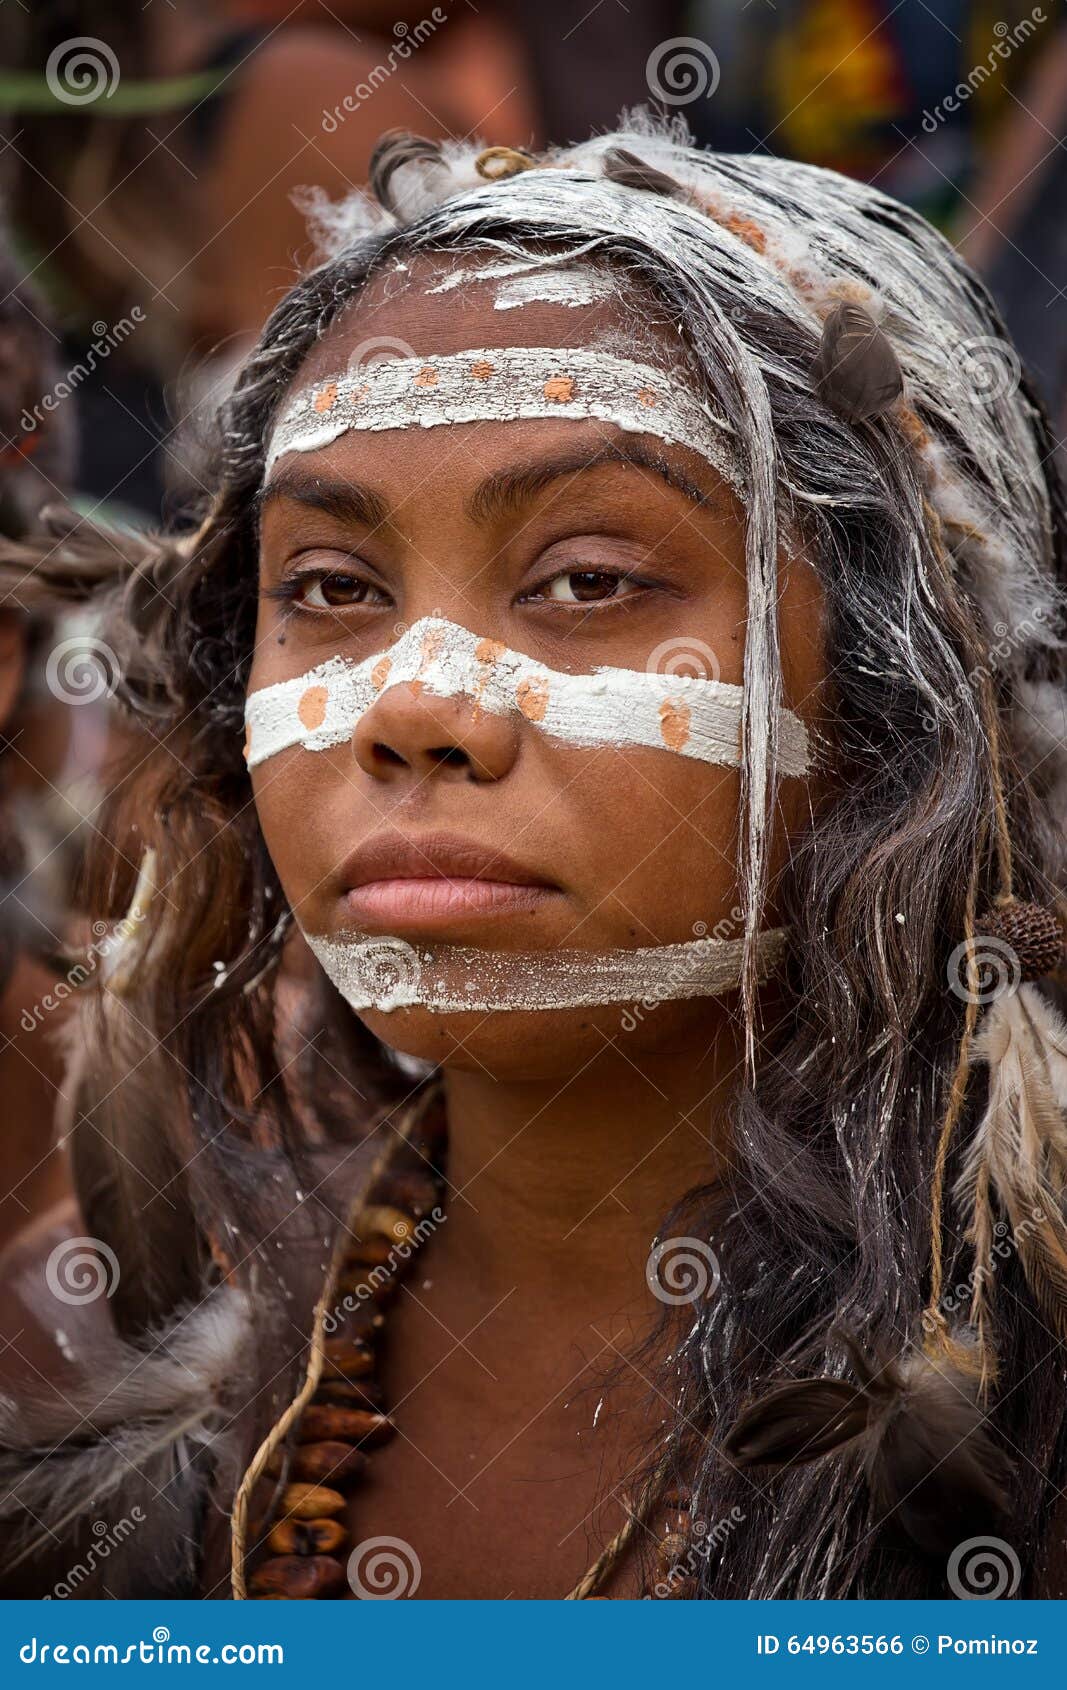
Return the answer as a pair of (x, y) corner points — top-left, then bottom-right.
(243, 616), (811, 778)
(263, 347), (738, 485)
(302, 926), (789, 1014)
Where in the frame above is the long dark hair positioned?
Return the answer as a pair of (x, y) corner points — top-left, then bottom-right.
(5, 119), (1067, 1598)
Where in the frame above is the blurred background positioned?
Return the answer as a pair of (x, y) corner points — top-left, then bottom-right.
(0, 0), (1064, 1243)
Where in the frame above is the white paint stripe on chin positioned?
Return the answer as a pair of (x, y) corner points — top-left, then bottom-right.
(243, 615), (811, 777)
(302, 926), (790, 1013)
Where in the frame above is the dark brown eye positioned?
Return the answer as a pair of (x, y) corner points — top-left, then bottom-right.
(302, 573), (384, 609)
(543, 570), (635, 604)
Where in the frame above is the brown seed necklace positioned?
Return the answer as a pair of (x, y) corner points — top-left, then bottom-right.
(230, 1088), (697, 1600)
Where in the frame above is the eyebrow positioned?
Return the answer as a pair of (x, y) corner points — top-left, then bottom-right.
(257, 438), (730, 535)
(256, 467), (389, 531)
(465, 439), (729, 524)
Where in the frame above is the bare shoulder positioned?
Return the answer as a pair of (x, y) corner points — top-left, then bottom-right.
(0, 1195), (117, 1395)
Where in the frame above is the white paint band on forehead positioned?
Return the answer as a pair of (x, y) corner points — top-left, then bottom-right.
(303, 925), (790, 1014)
(263, 346), (738, 484)
(244, 615), (811, 778)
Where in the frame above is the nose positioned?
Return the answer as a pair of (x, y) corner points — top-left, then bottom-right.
(351, 681), (520, 783)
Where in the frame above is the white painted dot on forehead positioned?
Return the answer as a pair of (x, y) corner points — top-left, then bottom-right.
(244, 616), (811, 778)
(263, 345), (739, 488)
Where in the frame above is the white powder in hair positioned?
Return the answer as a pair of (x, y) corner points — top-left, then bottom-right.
(303, 925), (789, 1013)
(244, 615), (811, 778)
(492, 269), (616, 311)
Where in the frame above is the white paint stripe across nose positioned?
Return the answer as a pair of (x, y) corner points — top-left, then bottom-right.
(243, 616), (811, 777)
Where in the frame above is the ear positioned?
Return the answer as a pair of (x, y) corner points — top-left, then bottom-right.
(0, 610), (26, 731)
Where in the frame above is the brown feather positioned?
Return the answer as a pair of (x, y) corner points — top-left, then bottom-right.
(812, 302), (903, 423)
(724, 1333), (1011, 1555)
(601, 147), (684, 199)
(367, 131), (443, 216)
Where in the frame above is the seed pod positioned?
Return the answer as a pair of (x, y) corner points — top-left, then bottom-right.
(338, 1269), (398, 1306)
(375, 1169), (440, 1220)
(292, 1440), (367, 1486)
(976, 898), (1064, 981)
(315, 1377), (384, 1410)
(663, 1573), (698, 1599)
(280, 1482), (346, 1519)
(656, 1531), (691, 1580)
(348, 1304), (387, 1339)
(359, 1204), (417, 1246)
(301, 1405), (394, 1446)
(323, 1336), (375, 1378)
(267, 1517), (348, 1557)
(249, 1554), (346, 1598)
(344, 1236), (393, 1268)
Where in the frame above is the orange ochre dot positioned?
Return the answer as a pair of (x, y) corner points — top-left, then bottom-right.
(658, 697), (691, 752)
(470, 360), (495, 380)
(475, 638), (506, 665)
(637, 387), (658, 407)
(516, 678), (550, 722)
(414, 366), (439, 387)
(312, 383), (338, 414)
(297, 685), (329, 731)
(371, 656), (392, 690)
(543, 375), (575, 402)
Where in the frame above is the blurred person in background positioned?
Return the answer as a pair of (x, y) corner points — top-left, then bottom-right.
(684, 0), (1053, 229)
(957, 25), (1067, 433)
(232, 0), (685, 147)
(0, 0), (537, 522)
(0, 245), (78, 1251)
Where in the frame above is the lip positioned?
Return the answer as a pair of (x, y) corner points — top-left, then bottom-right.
(340, 831), (560, 933)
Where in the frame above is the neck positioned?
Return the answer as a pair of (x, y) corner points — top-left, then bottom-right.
(438, 1013), (741, 1321)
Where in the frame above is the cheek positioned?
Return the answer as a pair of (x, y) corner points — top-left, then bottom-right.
(541, 751), (743, 942)
(250, 750), (350, 915)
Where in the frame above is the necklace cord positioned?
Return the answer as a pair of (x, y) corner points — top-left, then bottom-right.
(230, 1090), (432, 1599)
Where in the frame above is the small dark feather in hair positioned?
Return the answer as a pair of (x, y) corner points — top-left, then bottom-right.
(367, 130), (444, 216)
(601, 146), (685, 199)
(723, 1332), (1012, 1557)
(811, 302), (904, 423)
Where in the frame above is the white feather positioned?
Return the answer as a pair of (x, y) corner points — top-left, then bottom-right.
(0, 1286), (256, 1596)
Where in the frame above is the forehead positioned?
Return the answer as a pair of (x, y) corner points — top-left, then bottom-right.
(289, 249), (679, 390)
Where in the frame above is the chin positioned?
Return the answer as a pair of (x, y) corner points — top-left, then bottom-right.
(356, 997), (728, 1082)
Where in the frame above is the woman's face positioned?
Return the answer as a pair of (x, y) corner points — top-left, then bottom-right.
(249, 258), (830, 1078)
